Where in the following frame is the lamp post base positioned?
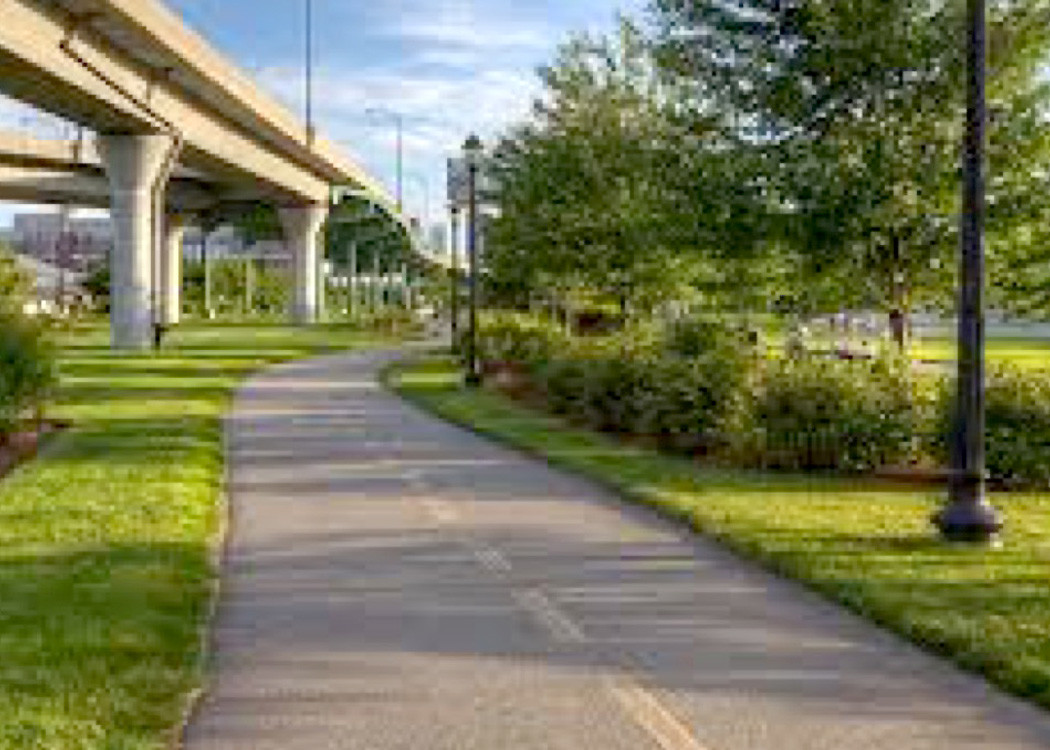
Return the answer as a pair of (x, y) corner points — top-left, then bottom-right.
(933, 476), (1002, 543)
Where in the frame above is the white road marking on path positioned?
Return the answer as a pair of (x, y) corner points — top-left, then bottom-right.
(606, 678), (713, 750)
(473, 545), (514, 573)
(513, 589), (588, 644)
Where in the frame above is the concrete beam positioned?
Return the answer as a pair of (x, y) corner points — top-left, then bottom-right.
(95, 0), (390, 198)
(0, 163), (217, 211)
(0, 0), (330, 202)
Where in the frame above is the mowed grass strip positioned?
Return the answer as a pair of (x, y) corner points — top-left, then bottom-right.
(0, 322), (382, 750)
(388, 357), (1050, 712)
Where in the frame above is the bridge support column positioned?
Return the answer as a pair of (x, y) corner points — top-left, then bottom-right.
(98, 134), (177, 349)
(278, 204), (328, 325)
(161, 213), (189, 326)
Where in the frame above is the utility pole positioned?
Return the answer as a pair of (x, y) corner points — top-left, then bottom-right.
(304, 0), (315, 145)
(202, 229), (211, 318)
(348, 239), (357, 320)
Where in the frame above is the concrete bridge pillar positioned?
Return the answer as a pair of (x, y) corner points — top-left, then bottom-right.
(278, 204), (328, 325)
(161, 213), (190, 326)
(98, 134), (177, 349)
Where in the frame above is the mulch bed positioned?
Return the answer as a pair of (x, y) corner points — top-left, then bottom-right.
(0, 420), (68, 482)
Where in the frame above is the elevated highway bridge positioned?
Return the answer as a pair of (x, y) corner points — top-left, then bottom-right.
(0, 0), (404, 348)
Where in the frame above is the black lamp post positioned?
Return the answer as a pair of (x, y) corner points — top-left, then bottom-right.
(449, 203), (461, 352)
(463, 133), (483, 387)
(934, 0), (1002, 543)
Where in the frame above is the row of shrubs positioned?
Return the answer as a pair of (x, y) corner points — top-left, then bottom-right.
(473, 312), (1050, 486)
(0, 312), (56, 443)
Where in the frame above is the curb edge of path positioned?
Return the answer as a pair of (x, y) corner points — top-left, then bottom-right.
(171, 395), (235, 750)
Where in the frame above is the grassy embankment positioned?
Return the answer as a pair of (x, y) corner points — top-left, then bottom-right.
(389, 356), (1050, 712)
(0, 322), (384, 749)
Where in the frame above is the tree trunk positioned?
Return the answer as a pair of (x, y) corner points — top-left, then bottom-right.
(888, 234), (907, 351)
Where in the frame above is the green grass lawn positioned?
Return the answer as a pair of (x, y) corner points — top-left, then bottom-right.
(0, 321), (384, 750)
(910, 336), (1050, 368)
(781, 330), (1050, 368)
(389, 357), (1050, 713)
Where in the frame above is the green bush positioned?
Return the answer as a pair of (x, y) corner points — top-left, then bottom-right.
(478, 314), (750, 451)
(665, 317), (738, 358)
(0, 313), (56, 439)
(733, 355), (925, 472)
(932, 365), (1050, 487)
(476, 311), (570, 369)
(475, 313), (944, 474)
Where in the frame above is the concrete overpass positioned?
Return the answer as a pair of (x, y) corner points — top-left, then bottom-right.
(0, 0), (399, 348)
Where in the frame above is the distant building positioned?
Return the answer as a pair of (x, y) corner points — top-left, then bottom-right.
(13, 253), (89, 314)
(12, 213), (112, 272)
(8, 211), (293, 272)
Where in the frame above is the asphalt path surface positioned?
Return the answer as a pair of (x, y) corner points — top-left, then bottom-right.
(184, 348), (1050, 749)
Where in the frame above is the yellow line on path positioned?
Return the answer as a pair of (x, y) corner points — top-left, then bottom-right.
(606, 678), (711, 750)
(420, 497), (459, 524)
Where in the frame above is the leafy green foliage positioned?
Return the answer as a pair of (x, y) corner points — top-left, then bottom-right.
(478, 313), (753, 454)
(0, 314), (55, 437)
(734, 356), (926, 472)
(485, 18), (721, 312)
(932, 364), (1050, 487)
(0, 246), (56, 437)
(182, 259), (290, 317)
(0, 243), (32, 315)
(650, 0), (1050, 317)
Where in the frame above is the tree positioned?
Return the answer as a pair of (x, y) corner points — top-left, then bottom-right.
(486, 18), (718, 313)
(0, 243), (33, 315)
(651, 0), (1050, 342)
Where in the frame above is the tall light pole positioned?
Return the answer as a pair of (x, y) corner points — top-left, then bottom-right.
(304, 0), (315, 144)
(463, 134), (483, 387)
(407, 172), (431, 230)
(365, 108), (404, 211)
(934, 0), (1001, 543)
(449, 203), (460, 352)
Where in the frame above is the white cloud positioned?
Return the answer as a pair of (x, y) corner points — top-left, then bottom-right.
(255, 63), (539, 216)
(392, 16), (551, 54)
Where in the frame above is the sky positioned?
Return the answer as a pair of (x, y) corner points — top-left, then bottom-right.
(0, 0), (645, 228)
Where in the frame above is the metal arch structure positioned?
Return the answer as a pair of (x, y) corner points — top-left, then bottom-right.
(330, 185), (440, 269)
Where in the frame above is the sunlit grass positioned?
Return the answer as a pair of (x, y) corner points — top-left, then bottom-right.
(0, 321), (383, 749)
(390, 357), (1050, 712)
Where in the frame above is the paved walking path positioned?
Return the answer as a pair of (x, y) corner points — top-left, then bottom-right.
(184, 349), (1050, 749)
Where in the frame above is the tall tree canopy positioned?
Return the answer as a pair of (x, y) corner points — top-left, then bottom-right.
(651, 0), (1050, 328)
(486, 18), (724, 311)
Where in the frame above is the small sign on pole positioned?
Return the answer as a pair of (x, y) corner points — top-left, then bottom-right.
(446, 156), (469, 208)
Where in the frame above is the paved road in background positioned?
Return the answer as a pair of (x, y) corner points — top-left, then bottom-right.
(184, 349), (1050, 749)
